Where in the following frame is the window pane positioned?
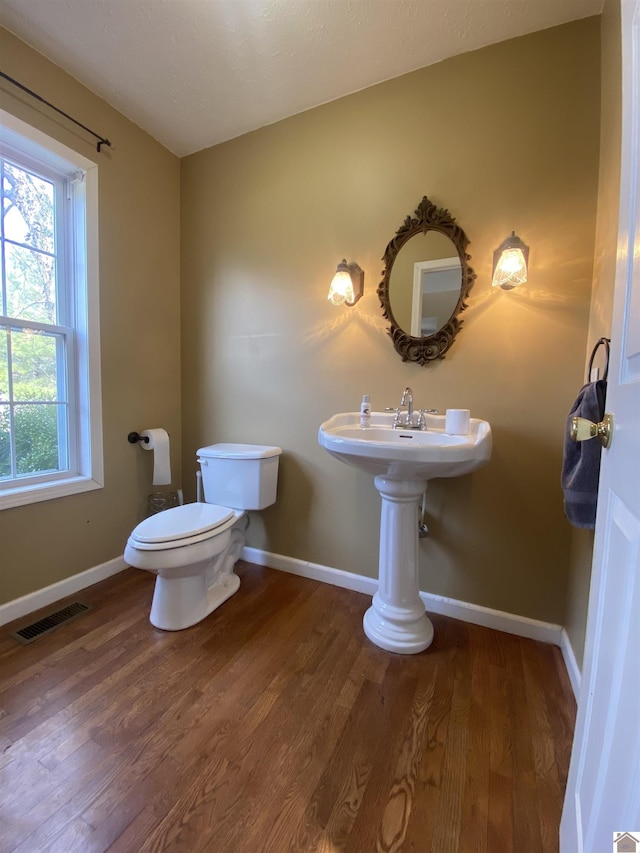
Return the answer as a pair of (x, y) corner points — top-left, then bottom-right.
(0, 330), (10, 478)
(0, 327), (8, 399)
(0, 252), (3, 318)
(2, 163), (55, 253)
(0, 404), (10, 479)
(5, 243), (56, 324)
(11, 327), (63, 402)
(14, 403), (63, 475)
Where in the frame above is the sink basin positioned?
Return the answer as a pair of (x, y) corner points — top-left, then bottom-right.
(318, 410), (492, 655)
(318, 411), (492, 480)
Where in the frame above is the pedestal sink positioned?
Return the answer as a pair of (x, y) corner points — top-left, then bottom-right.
(318, 411), (492, 654)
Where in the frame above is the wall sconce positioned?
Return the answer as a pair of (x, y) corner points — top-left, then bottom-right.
(492, 232), (529, 289)
(328, 259), (364, 306)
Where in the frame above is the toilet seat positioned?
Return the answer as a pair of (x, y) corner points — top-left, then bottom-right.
(128, 503), (236, 552)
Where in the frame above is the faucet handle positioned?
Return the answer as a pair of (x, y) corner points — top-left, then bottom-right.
(416, 409), (440, 428)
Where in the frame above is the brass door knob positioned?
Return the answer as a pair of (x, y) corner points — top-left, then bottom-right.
(570, 413), (613, 448)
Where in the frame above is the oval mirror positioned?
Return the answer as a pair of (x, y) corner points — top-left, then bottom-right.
(377, 196), (475, 364)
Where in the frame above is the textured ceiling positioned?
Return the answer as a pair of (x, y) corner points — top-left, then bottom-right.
(2, 0), (604, 157)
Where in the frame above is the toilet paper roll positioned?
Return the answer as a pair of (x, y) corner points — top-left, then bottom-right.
(140, 428), (172, 485)
(445, 409), (470, 435)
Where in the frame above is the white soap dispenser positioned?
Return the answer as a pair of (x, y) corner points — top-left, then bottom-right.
(360, 394), (371, 427)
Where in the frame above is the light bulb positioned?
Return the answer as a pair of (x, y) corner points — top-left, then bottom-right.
(328, 269), (355, 305)
(492, 247), (528, 288)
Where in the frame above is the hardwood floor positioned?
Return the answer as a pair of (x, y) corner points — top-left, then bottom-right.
(0, 562), (576, 852)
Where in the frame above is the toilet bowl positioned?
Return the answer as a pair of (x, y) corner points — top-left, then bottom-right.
(125, 442), (281, 630)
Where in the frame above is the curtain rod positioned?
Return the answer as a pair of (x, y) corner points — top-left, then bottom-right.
(0, 71), (112, 153)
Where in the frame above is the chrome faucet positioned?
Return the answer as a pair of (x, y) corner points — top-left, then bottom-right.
(390, 387), (436, 429)
(392, 386), (420, 429)
(401, 386), (414, 422)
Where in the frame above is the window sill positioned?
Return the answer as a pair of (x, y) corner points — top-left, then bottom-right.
(0, 475), (103, 511)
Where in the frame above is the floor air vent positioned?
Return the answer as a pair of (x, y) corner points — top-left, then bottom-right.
(11, 601), (92, 644)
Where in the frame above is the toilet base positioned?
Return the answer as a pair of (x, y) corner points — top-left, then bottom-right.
(126, 516), (247, 631)
(150, 570), (241, 631)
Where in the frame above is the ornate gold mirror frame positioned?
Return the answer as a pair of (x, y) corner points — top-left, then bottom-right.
(377, 196), (476, 364)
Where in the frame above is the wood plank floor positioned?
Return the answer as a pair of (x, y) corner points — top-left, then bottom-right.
(0, 562), (576, 852)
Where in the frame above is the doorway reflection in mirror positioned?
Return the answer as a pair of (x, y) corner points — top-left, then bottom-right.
(411, 257), (461, 337)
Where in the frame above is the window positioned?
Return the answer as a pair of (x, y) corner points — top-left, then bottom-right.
(0, 111), (102, 509)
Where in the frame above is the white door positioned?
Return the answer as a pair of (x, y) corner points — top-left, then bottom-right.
(560, 1), (640, 851)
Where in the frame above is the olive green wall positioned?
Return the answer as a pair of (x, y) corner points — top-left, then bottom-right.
(181, 19), (601, 625)
(0, 18), (605, 637)
(565, 0), (621, 668)
(0, 29), (181, 604)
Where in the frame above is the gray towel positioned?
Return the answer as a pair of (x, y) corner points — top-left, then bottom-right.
(562, 380), (607, 529)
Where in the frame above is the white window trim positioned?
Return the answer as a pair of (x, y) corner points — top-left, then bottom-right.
(0, 109), (103, 510)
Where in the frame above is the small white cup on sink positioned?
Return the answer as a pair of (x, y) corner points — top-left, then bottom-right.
(445, 409), (470, 435)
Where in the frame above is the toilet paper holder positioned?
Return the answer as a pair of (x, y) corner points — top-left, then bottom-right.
(128, 431), (150, 445)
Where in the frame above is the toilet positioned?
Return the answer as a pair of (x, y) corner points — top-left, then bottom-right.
(124, 442), (281, 630)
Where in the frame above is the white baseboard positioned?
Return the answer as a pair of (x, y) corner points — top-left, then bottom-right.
(244, 547), (380, 598)
(560, 628), (581, 699)
(420, 589), (564, 646)
(0, 556), (128, 627)
(243, 546), (567, 649)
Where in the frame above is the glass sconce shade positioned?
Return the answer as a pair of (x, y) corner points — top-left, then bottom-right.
(492, 232), (529, 289)
(328, 259), (364, 306)
(328, 262), (355, 305)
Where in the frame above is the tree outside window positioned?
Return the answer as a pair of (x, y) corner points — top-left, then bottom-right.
(0, 111), (102, 510)
(1, 158), (68, 479)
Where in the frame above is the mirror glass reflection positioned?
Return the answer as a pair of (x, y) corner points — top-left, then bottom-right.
(389, 231), (462, 335)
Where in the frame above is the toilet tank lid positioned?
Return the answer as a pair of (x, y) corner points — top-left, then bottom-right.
(131, 503), (235, 544)
(197, 443), (282, 460)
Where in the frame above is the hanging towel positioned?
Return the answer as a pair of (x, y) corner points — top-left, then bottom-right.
(561, 380), (607, 529)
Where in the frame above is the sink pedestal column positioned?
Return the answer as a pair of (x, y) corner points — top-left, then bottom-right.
(363, 476), (434, 654)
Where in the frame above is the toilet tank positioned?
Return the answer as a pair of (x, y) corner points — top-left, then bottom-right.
(196, 443), (282, 510)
